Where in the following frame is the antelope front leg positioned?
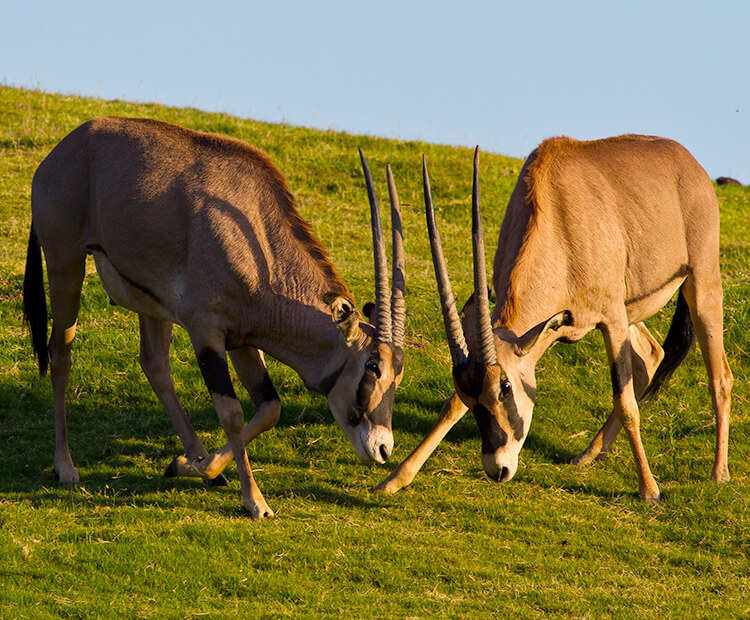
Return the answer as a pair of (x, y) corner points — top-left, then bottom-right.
(166, 409), (277, 481)
(374, 392), (468, 493)
(573, 322), (663, 466)
(167, 346), (281, 482)
(138, 316), (228, 486)
(194, 343), (273, 519)
(602, 321), (660, 504)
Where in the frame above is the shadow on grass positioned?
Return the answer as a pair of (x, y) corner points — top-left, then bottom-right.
(0, 382), (416, 512)
(8, 379), (652, 508)
(9, 468), (386, 518)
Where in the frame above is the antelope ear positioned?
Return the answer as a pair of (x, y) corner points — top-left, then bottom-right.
(330, 296), (361, 345)
(460, 293), (477, 347)
(362, 301), (376, 325)
(514, 310), (573, 356)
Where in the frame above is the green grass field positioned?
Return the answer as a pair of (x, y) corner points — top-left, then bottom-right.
(1, 85), (748, 618)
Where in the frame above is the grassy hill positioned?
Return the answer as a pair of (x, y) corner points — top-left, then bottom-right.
(1, 85), (748, 618)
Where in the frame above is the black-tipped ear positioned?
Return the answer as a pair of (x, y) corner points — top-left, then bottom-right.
(330, 296), (361, 345)
(553, 310), (574, 330)
(460, 288), (494, 318)
(460, 293), (477, 344)
(362, 301), (376, 325)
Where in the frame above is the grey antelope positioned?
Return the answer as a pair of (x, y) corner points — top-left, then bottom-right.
(376, 140), (732, 503)
(23, 117), (406, 519)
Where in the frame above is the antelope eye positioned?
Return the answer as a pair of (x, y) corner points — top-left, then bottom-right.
(500, 380), (512, 397)
(365, 360), (381, 378)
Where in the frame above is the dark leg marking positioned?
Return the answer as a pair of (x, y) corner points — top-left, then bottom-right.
(197, 348), (237, 399)
(610, 343), (629, 399)
(610, 363), (623, 398)
(256, 372), (280, 402)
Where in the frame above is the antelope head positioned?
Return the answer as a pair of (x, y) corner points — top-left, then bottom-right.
(423, 148), (572, 482)
(325, 150), (406, 463)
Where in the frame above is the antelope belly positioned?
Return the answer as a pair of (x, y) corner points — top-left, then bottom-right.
(91, 252), (176, 321)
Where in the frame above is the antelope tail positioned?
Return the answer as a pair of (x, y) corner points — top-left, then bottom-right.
(640, 288), (695, 402)
(23, 223), (49, 375)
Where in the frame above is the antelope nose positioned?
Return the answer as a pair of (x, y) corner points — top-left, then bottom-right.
(486, 465), (511, 482)
(358, 424), (394, 463)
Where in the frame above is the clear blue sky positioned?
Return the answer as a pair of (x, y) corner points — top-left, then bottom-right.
(2, 1), (748, 182)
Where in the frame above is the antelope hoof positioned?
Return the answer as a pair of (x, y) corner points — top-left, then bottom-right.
(164, 454), (207, 479)
(244, 498), (275, 520)
(641, 490), (662, 506)
(571, 451), (592, 466)
(571, 449), (608, 467)
(203, 473), (229, 487)
(711, 467), (730, 483)
(54, 464), (81, 484)
(372, 476), (403, 494)
(164, 457), (180, 478)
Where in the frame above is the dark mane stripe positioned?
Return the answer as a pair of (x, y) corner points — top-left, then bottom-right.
(270, 174), (352, 302)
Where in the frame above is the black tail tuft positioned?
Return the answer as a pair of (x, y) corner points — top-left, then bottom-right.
(23, 224), (49, 375)
(640, 289), (695, 402)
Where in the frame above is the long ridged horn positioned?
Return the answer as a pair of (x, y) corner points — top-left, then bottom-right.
(472, 147), (498, 366)
(423, 155), (469, 366)
(359, 148), (392, 343)
(387, 164), (406, 349)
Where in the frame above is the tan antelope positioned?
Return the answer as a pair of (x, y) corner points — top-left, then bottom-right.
(23, 117), (405, 519)
(376, 141), (732, 503)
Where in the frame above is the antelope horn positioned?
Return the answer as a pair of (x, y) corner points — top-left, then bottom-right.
(472, 147), (498, 366)
(423, 155), (469, 366)
(359, 148), (392, 343)
(387, 164), (406, 350)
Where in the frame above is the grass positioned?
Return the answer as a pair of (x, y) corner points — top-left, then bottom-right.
(1, 85), (749, 618)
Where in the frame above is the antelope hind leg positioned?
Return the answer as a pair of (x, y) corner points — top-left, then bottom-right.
(374, 392), (468, 493)
(573, 322), (663, 466)
(46, 257), (86, 484)
(681, 277), (733, 483)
